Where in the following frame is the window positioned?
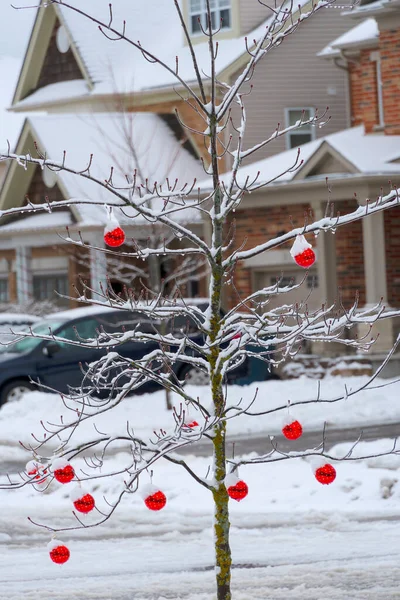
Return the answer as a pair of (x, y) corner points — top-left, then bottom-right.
(0, 279), (8, 303)
(189, 0), (231, 35)
(33, 274), (69, 305)
(57, 318), (99, 348)
(285, 108), (316, 149)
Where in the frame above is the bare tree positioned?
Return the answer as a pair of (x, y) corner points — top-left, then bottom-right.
(1, 1), (400, 599)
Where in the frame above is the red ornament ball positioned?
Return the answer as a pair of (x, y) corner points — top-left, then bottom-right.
(227, 480), (248, 502)
(49, 544), (70, 564)
(54, 464), (75, 484)
(144, 490), (167, 511)
(104, 226), (125, 247)
(315, 463), (336, 485)
(294, 248), (316, 268)
(26, 460), (48, 484)
(282, 420), (303, 440)
(73, 493), (95, 513)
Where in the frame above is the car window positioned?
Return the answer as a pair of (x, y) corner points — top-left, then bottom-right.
(0, 320), (67, 354)
(97, 312), (159, 335)
(56, 318), (99, 349)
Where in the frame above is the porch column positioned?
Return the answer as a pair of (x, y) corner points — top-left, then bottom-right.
(312, 203), (337, 305)
(310, 203), (338, 356)
(359, 212), (393, 352)
(89, 239), (107, 298)
(16, 247), (33, 304)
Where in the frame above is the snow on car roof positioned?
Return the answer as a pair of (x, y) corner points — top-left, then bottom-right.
(0, 313), (41, 323)
(47, 304), (117, 321)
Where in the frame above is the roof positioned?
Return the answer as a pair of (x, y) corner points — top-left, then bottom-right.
(1, 112), (204, 227)
(12, 0), (311, 107)
(0, 57), (25, 152)
(0, 211), (72, 233)
(318, 18), (379, 58)
(344, 0), (400, 18)
(14, 80), (90, 111)
(199, 126), (400, 191)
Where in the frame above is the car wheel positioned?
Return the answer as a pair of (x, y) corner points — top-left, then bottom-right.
(0, 380), (35, 406)
(181, 365), (210, 386)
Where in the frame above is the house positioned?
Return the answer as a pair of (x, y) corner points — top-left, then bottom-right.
(0, 0), (353, 310)
(214, 0), (400, 363)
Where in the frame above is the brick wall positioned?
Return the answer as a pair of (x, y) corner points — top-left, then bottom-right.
(36, 21), (83, 91)
(335, 199), (365, 307)
(384, 207), (400, 306)
(349, 49), (379, 133)
(224, 200), (366, 310)
(226, 203), (312, 308)
(380, 28), (400, 135)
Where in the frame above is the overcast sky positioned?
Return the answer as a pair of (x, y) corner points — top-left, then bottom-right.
(0, 2), (36, 58)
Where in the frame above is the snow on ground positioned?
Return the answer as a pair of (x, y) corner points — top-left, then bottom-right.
(0, 375), (398, 459)
(1, 439), (400, 599)
(1, 377), (400, 598)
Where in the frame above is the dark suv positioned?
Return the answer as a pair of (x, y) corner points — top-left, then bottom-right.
(0, 305), (276, 406)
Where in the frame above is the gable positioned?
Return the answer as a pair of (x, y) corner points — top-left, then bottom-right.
(12, 2), (90, 106)
(305, 152), (353, 177)
(25, 164), (65, 206)
(36, 20), (84, 91)
(0, 122), (72, 225)
(292, 141), (358, 180)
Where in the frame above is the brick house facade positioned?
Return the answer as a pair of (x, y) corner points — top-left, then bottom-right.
(1, 0), (400, 359)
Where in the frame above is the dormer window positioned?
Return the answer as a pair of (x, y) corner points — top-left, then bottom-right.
(189, 0), (231, 35)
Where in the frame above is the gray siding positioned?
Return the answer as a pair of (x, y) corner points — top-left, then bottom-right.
(239, 0), (268, 34)
(228, 9), (352, 165)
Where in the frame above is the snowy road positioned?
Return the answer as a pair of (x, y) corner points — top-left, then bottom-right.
(177, 420), (400, 457)
(1, 420), (399, 474)
(1, 380), (400, 598)
(2, 514), (400, 599)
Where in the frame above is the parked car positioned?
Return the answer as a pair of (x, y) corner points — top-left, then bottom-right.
(0, 305), (277, 406)
(0, 313), (41, 345)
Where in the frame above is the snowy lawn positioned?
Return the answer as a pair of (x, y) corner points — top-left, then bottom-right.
(0, 375), (399, 461)
(1, 438), (400, 599)
(1, 376), (400, 598)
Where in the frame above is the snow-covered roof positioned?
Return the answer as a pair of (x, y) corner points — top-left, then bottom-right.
(56, 0), (281, 93)
(344, 0), (400, 18)
(14, 80), (90, 110)
(13, 0), (308, 107)
(200, 126), (400, 191)
(318, 18), (379, 58)
(0, 56), (25, 152)
(21, 113), (204, 226)
(0, 211), (72, 233)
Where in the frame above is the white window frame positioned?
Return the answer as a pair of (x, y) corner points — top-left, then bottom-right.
(285, 107), (316, 150)
(188, 0), (232, 36)
(370, 51), (385, 128)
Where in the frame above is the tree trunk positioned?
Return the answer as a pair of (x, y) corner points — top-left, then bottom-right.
(213, 420), (232, 600)
(209, 262), (232, 599)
